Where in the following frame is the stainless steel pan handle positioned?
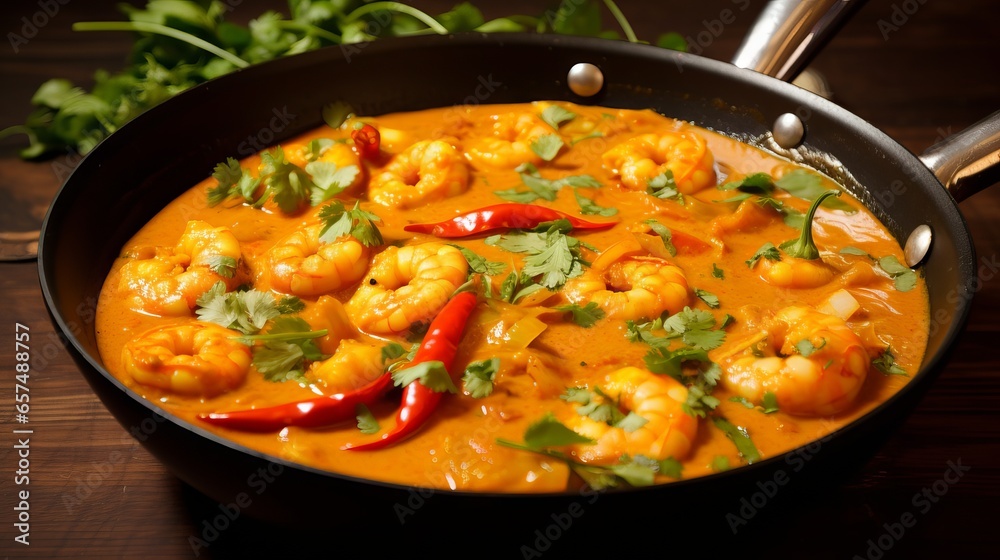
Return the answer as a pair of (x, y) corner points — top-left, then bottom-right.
(919, 111), (1000, 203)
(732, 0), (865, 81)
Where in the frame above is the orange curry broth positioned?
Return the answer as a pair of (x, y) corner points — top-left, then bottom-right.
(96, 101), (928, 493)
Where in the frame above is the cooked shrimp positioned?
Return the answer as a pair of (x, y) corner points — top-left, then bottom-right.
(602, 131), (716, 194)
(308, 339), (385, 393)
(562, 256), (689, 321)
(300, 295), (357, 354)
(266, 223), (371, 297)
(369, 140), (469, 208)
(565, 366), (697, 465)
(757, 257), (836, 289)
(118, 220), (244, 316)
(719, 305), (869, 416)
(122, 322), (251, 397)
(465, 112), (558, 169)
(346, 242), (469, 334)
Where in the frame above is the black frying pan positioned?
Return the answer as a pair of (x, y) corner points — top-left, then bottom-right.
(37, 26), (998, 552)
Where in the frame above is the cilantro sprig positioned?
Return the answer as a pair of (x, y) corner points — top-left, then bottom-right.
(318, 201), (383, 246)
(485, 220), (591, 290)
(495, 163), (602, 204)
(627, 307), (728, 418)
(239, 317), (328, 382)
(462, 358), (500, 398)
(872, 347), (908, 376)
(552, 302), (606, 327)
(712, 416), (761, 464)
(840, 247), (918, 292)
(195, 282), (328, 382)
(496, 414), (683, 490)
(647, 170), (683, 203)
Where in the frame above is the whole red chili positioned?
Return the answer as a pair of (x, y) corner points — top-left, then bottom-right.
(197, 370), (392, 432)
(402, 203), (617, 238)
(343, 290), (478, 451)
(352, 123), (380, 160)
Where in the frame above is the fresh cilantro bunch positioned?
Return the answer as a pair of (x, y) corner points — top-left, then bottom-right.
(1, 0), (685, 162)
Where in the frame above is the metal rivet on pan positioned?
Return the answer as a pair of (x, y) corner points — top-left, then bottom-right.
(904, 224), (933, 268)
(568, 63), (604, 97)
(772, 113), (805, 148)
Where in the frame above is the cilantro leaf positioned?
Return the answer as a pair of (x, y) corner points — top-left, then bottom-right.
(657, 457), (684, 479)
(207, 157), (260, 206)
(453, 245), (507, 276)
(305, 138), (335, 161)
(840, 246), (869, 256)
(195, 282), (279, 335)
(530, 133), (564, 161)
(614, 412), (648, 433)
(206, 255), (238, 278)
(521, 413), (594, 449)
(872, 347), (908, 376)
(775, 169), (855, 212)
(663, 307), (716, 333)
(644, 219), (677, 257)
(761, 392), (780, 414)
(878, 255), (918, 292)
(719, 172), (774, 195)
(647, 170), (683, 202)
(683, 362), (722, 417)
(260, 147), (314, 212)
(380, 342), (407, 363)
(694, 288), (720, 309)
(729, 396), (755, 409)
(244, 317), (329, 382)
(746, 242), (781, 268)
(712, 417), (761, 464)
(795, 338), (826, 357)
(305, 161), (359, 205)
(574, 190), (618, 216)
(275, 296), (305, 315)
(462, 358), (499, 398)
(644, 346), (709, 379)
(253, 341), (307, 382)
(712, 263), (725, 279)
(497, 166), (601, 203)
(318, 200), (383, 246)
(683, 329), (726, 351)
(561, 387), (628, 426)
(487, 227), (587, 290)
(540, 105), (576, 130)
(355, 403), (379, 434)
(391, 360), (459, 393)
(552, 302), (606, 327)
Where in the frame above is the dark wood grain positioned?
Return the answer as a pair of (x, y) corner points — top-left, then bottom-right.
(2, 0), (998, 558)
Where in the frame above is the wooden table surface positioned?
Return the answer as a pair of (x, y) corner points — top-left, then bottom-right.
(1, 0), (998, 558)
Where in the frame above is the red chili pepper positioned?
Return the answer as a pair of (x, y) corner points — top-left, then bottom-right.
(344, 290), (478, 451)
(197, 370), (392, 432)
(351, 123), (380, 160)
(402, 203), (617, 238)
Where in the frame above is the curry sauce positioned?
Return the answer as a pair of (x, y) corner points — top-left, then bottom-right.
(95, 102), (928, 492)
